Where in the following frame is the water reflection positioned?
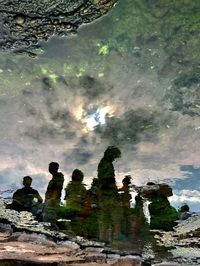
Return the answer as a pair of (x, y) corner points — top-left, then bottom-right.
(0, 0), (199, 262)
(6, 146), (182, 261)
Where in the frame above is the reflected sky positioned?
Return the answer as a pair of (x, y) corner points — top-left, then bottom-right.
(0, 0), (199, 211)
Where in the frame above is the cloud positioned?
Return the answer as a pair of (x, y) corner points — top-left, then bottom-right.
(79, 75), (111, 100)
(170, 189), (200, 212)
(172, 165), (200, 190)
(0, 72), (199, 190)
(94, 108), (170, 146)
(0, 59), (199, 208)
(171, 189), (200, 203)
(69, 148), (93, 165)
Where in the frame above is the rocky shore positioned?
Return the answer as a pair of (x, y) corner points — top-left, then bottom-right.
(0, 0), (118, 50)
(0, 196), (144, 266)
(154, 214), (200, 265)
(0, 214), (143, 266)
(1, 197), (199, 266)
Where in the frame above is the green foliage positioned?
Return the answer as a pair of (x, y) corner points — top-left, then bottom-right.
(98, 44), (109, 56)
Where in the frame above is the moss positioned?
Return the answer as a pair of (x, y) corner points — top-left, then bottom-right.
(98, 44), (109, 56)
(0, 0), (199, 94)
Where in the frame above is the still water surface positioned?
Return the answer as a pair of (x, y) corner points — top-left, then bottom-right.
(0, 1), (199, 256)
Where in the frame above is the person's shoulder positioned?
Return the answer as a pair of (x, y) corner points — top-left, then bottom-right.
(58, 172), (64, 179)
(66, 181), (72, 187)
(13, 188), (23, 194)
(30, 187), (39, 194)
(13, 188), (25, 198)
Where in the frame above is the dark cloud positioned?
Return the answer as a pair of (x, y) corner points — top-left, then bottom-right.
(56, 76), (69, 87)
(94, 108), (172, 147)
(69, 148), (93, 165)
(19, 78), (81, 143)
(41, 77), (55, 91)
(24, 125), (59, 143)
(79, 75), (108, 99)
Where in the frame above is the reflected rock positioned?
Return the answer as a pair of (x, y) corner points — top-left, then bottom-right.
(0, 0), (118, 50)
(154, 214), (200, 265)
(140, 183), (178, 231)
(0, 197), (143, 265)
(141, 182), (173, 199)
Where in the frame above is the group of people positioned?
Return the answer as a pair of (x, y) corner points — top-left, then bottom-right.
(7, 146), (190, 242)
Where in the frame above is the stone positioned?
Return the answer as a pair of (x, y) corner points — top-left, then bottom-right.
(152, 263), (180, 266)
(15, 15), (25, 26)
(0, 0), (118, 50)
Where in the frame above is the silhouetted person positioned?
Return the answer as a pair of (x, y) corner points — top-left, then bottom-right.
(179, 204), (191, 220)
(131, 192), (148, 235)
(119, 175), (132, 209)
(84, 178), (101, 239)
(65, 169), (87, 216)
(64, 169), (87, 235)
(42, 162), (64, 225)
(97, 146), (122, 242)
(97, 146), (121, 183)
(7, 176), (42, 213)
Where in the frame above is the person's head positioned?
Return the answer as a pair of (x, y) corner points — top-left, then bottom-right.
(23, 176), (32, 188)
(122, 175), (132, 186)
(49, 162), (59, 175)
(180, 204), (190, 212)
(104, 146), (121, 162)
(72, 169), (84, 182)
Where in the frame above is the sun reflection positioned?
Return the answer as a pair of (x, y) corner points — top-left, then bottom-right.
(84, 106), (113, 132)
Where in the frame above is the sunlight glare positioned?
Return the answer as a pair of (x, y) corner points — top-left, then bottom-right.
(85, 107), (108, 131)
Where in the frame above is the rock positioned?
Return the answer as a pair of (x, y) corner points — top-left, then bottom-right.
(152, 263), (180, 266)
(0, 223), (13, 236)
(0, 199), (143, 265)
(141, 183), (173, 199)
(0, 0), (118, 50)
(15, 15), (25, 26)
(111, 256), (142, 265)
(153, 214), (200, 265)
(0, 230), (143, 265)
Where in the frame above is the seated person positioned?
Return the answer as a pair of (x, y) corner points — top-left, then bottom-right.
(7, 176), (43, 213)
(65, 169), (87, 217)
(179, 204), (191, 220)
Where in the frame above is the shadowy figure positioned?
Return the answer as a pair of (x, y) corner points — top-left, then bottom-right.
(84, 178), (101, 239)
(97, 146), (122, 242)
(97, 146), (121, 182)
(42, 162), (64, 225)
(64, 169), (87, 235)
(7, 176), (43, 214)
(130, 191), (149, 251)
(178, 204), (191, 220)
(142, 182), (178, 231)
(118, 175), (132, 237)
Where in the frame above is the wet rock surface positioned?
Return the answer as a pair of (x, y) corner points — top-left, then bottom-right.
(0, 195), (192, 266)
(154, 214), (200, 265)
(0, 229), (142, 266)
(1, 193), (199, 266)
(0, 198), (143, 265)
(0, 0), (117, 51)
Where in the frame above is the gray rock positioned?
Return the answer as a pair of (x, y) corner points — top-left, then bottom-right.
(152, 263), (180, 266)
(0, 0), (118, 50)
